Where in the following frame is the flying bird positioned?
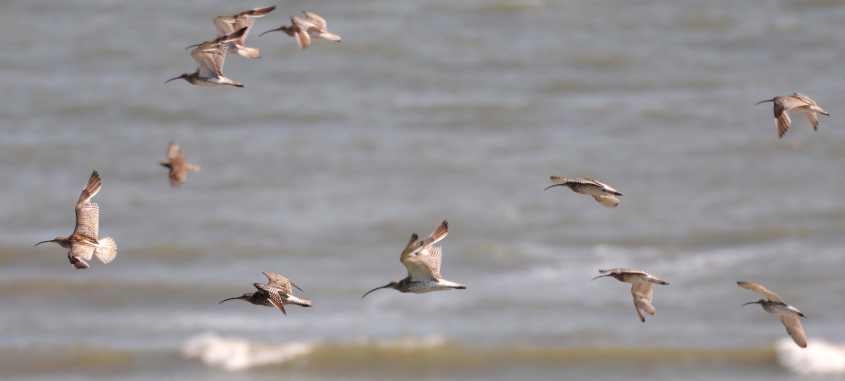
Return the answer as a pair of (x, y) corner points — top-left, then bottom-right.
(34, 171), (118, 269)
(545, 176), (623, 207)
(166, 27), (248, 87)
(362, 220), (467, 298)
(220, 272), (311, 315)
(592, 268), (669, 323)
(212, 6), (276, 58)
(755, 93), (829, 138)
(260, 11), (342, 49)
(738, 281), (808, 348)
(160, 142), (200, 187)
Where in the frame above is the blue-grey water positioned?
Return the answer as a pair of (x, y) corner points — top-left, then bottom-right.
(2, 0), (845, 380)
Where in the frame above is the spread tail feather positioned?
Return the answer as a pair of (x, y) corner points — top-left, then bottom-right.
(95, 237), (118, 264)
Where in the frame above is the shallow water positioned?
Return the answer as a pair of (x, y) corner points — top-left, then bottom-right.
(2, 0), (845, 380)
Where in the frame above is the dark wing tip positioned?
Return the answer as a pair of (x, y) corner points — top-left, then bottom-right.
(91, 170), (100, 179)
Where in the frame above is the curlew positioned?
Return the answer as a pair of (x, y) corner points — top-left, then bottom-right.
(34, 171), (118, 269)
(260, 11), (342, 49)
(160, 142), (200, 187)
(362, 220), (467, 298)
(545, 176), (623, 208)
(211, 6), (276, 59)
(166, 27), (248, 88)
(738, 281), (808, 348)
(755, 93), (829, 138)
(592, 268), (669, 323)
(220, 272), (311, 315)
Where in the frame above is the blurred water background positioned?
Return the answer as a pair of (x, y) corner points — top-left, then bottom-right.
(2, 0), (845, 380)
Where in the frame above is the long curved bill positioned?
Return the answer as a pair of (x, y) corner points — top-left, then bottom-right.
(184, 42), (202, 50)
(361, 283), (393, 299)
(544, 184), (566, 191)
(742, 301), (761, 306)
(259, 27), (283, 37)
(755, 98), (774, 105)
(219, 296), (243, 304)
(165, 75), (183, 84)
(591, 274), (613, 280)
(34, 239), (56, 247)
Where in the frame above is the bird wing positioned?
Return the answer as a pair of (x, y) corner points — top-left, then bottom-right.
(791, 93), (817, 107)
(303, 11), (327, 30)
(76, 171), (102, 208)
(778, 313), (808, 348)
(780, 95), (811, 111)
(295, 29), (312, 49)
(166, 142), (182, 161)
(774, 103), (792, 139)
(416, 220), (448, 253)
(191, 45), (226, 78)
(631, 281), (655, 322)
(254, 283), (287, 315)
(598, 268), (648, 277)
(737, 281), (784, 302)
(414, 245), (443, 279)
(169, 165), (187, 187)
(262, 272), (294, 294)
(400, 235), (438, 281)
(213, 15), (238, 36)
(73, 202), (99, 241)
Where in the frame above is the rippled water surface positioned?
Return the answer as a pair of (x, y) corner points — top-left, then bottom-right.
(2, 0), (845, 380)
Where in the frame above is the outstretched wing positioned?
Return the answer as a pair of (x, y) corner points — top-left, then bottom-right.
(303, 11), (327, 30)
(779, 313), (808, 348)
(262, 271), (294, 294)
(737, 281), (784, 303)
(166, 142), (182, 161)
(775, 104), (792, 138)
(631, 282), (655, 322)
(77, 171), (102, 207)
(415, 220), (448, 254)
(805, 111), (819, 131)
(73, 202), (99, 241)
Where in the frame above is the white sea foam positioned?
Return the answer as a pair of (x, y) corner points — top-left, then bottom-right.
(181, 333), (314, 371)
(776, 338), (845, 375)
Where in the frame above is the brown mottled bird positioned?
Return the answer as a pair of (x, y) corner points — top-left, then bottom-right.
(755, 93), (829, 138)
(545, 176), (623, 208)
(738, 281), (808, 348)
(260, 11), (342, 49)
(220, 272), (311, 315)
(212, 6), (276, 59)
(362, 220), (467, 298)
(160, 142), (200, 187)
(166, 27), (248, 87)
(34, 171), (118, 269)
(592, 268), (669, 323)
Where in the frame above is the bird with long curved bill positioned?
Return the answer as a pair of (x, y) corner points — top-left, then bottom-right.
(362, 220), (466, 298)
(755, 93), (829, 138)
(592, 268), (669, 323)
(34, 171), (118, 269)
(737, 281), (808, 348)
(166, 27), (248, 88)
(220, 272), (311, 316)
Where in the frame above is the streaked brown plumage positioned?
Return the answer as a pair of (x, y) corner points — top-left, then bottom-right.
(755, 93), (829, 138)
(166, 27), (247, 87)
(592, 268), (669, 323)
(34, 171), (118, 269)
(260, 11), (342, 49)
(545, 176), (623, 207)
(213, 6), (275, 59)
(220, 272), (311, 315)
(738, 281), (808, 348)
(160, 142), (200, 187)
(362, 220), (467, 298)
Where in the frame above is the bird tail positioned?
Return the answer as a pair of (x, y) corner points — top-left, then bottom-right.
(318, 32), (342, 42)
(285, 294), (312, 308)
(235, 45), (261, 59)
(95, 237), (118, 264)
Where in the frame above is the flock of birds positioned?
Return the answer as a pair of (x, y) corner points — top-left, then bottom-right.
(32, 5), (834, 352)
